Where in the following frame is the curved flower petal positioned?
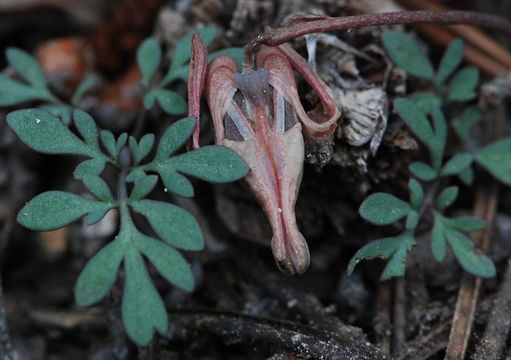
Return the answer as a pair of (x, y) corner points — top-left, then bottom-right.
(206, 56), (244, 142)
(187, 34), (208, 149)
(256, 45), (340, 139)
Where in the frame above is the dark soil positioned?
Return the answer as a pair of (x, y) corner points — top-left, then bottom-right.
(1, 0), (510, 359)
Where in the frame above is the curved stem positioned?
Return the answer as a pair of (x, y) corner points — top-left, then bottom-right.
(245, 10), (511, 62)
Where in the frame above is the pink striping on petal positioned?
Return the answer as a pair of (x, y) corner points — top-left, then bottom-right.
(187, 33), (208, 149)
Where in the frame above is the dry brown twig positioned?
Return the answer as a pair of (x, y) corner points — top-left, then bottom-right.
(445, 96), (506, 360)
(472, 258), (511, 360)
(168, 309), (390, 360)
(246, 10), (511, 61)
(445, 184), (499, 360)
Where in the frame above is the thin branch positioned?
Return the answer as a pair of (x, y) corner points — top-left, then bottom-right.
(472, 258), (511, 360)
(444, 102), (505, 360)
(169, 309), (389, 360)
(392, 278), (407, 356)
(245, 11), (511, 61)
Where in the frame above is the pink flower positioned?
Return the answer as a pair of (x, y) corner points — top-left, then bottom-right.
(188, 34), (340, 274)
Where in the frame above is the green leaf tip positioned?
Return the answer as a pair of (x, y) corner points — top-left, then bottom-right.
(75, 240), (124, 306)
(130, 200), (203, 250)
(448, 66), (479, 102)
(348, 232), (415, 280)
(445, 229), (495, 277)
(7, 109), (97, 157)
(436, 38), (464, 84)
(137, 38), (162, 88)
(475, 138), (511, 185)
(382, 31), (434, 80)
(122, 250), (168, 346)
(359, 193), (411, 225)
(435, 186), (459, 209)
(17, 191), (112, 231)
(6, 47), (47, 90)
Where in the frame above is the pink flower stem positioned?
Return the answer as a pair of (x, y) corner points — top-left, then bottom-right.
(245, 10), (511, 63)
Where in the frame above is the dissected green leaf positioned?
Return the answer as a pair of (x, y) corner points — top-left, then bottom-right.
(453, 106), (480, 143)
(17, 191), (111, 230)
(73, 110), (100, 150)
(394, 98), (435, 146)
(408, 179), (424, 210)
(445, 216), (486, 233)
(72, 75), (96, 104)
(100, 130), (116, 158)
(348, 236), (402, 274)
(6, 47), (47, 90)
(435, 186), (459, 209)
(359, 193), (411, 225)
(435, 39), (464, 84)
(129, 175), (158, 201)
(475, 138), (511, 185)
(159, 170), (194, 197)
(155, 117), (196, 161)
(448, 66), (479, 102)
(382, 31), (434, 80)
(130, 134), (155, 165)
(429, 107), (447, 170)
(74, 158), (105, 179)
(39, 104), (72, 124)
(75, 240), (124, 306)
(155, 89), (187, 115)
(7, 109), (97, 157)
(82, 176), (114, 202)
(122, 249), (168, 346)
(410, 91), (442, 114)
(85, 207), (111, 226)
(115, 133), (128, 158)
(0, 74), (47, 105)
(409, 162), (437, 181)
(137, 38), (162, 88)
(445, 229), (495, 277)
(431, 213), (446, 261)
(136, 235), (194, 291)
(381, 236), (414, 280)
(127, 168), (147, 183)
(153, 146), (249, 185)
(440, 153), (472, 176)
(348, 232), (415, 280)
(130, 199), (203, 250)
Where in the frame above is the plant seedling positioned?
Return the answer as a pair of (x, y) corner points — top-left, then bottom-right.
(137, 27), (243, 116)
(184, 9), (511, 276)
(0, 48), (95, 123)
(8, 109), (248, 345)
(346, 34), (511, 279)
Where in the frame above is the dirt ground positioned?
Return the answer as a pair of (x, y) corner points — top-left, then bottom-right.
(1, 0), (511, 359)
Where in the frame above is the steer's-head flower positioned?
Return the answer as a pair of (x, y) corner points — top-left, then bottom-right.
(188, 34), (340, 274)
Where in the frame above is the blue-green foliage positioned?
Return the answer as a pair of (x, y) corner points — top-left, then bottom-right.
(349, 35), (511, 280)
(137, 27), (243, 115)
(8, 109), (249, 346)
(0, 48), (95, 124)
(383, 32), (478, 111)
